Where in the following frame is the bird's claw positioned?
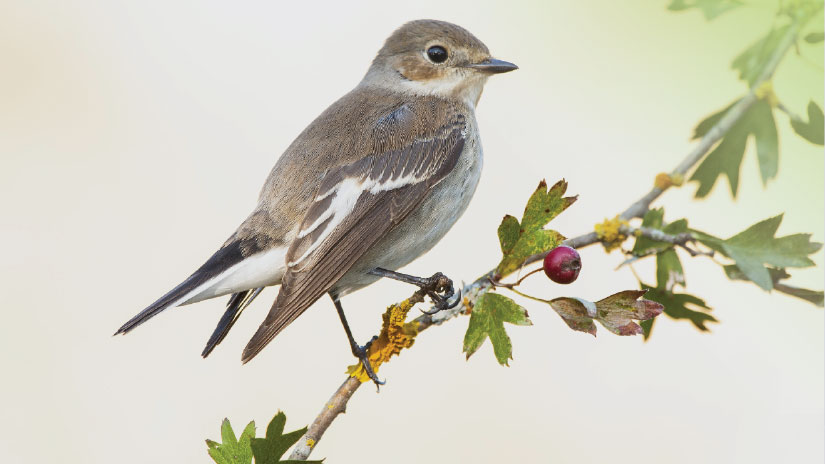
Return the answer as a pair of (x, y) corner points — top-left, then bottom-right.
(419, 272), (461, 315)
(353, 337), (385, 390)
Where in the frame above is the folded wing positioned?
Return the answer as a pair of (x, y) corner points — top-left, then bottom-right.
(241, 115), (466, 362)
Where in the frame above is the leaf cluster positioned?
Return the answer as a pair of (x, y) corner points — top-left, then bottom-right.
(206, 413), (321, 464)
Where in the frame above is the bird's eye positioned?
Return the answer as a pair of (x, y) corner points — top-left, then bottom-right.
(426, 45), (448, 64)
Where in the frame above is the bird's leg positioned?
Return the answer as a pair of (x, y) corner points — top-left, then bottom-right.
(329, 293), (385, 389)
(368, 268), (461, 315)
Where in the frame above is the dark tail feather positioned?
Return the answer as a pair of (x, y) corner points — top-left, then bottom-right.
(201, 287), (263, 358)
(114, 241), (245, 336)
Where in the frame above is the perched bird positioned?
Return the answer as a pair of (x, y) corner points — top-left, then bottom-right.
(115, 19), (517, 385)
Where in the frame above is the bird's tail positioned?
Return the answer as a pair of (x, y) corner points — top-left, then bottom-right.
(201, 287), (263, 358)
(114, 241), (246, 335)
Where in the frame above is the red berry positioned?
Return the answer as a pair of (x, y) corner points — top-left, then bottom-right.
(543, 246), (581, 284)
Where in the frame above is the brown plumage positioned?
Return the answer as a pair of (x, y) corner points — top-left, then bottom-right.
(115, 19), (517, 365)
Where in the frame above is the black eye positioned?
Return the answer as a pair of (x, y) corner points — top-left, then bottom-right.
(426, 45), (448, 64)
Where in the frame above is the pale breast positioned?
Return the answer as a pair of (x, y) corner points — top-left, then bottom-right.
(333, 116), (483, 296)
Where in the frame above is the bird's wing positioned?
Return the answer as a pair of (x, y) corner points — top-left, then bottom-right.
(241, 114), (467, 362)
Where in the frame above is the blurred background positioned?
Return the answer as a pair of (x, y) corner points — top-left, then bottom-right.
(1, 1), (822, 463)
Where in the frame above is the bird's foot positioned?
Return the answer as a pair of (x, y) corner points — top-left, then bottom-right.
(418, 272), (461, 315)
(353, 335), (385, 390)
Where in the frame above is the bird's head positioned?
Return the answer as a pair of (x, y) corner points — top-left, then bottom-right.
(363, 20), (517, 107)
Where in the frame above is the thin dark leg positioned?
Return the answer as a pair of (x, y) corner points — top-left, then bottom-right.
(367, 268), (461, 314)
(329, 292), (385, 388)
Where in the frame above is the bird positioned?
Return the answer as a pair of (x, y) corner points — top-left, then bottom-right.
(115, 19), (517, 385)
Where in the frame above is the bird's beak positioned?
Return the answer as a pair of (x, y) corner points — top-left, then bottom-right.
(465, 58), (519, 74)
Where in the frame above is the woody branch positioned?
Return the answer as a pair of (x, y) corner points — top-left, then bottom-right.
(287, 11), (810, 461)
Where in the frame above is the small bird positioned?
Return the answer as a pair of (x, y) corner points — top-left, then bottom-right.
(115, 19), (517, 385)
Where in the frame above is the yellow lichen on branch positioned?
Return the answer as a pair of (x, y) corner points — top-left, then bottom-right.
(594, 215), (629, 251)
(754, 81), (779, 107)
(654, 172), (684, 190)
(346, 296), (421, 382)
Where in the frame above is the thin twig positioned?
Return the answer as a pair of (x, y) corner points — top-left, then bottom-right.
(287, 12), (812, 460)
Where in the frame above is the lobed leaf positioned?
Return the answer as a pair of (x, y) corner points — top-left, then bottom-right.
(694, 215), (822, 290)
(790, 101), (824, 146)
(206, 419), (255, 464)
(690, 100), (778, 197)
(463, 292), (532, 365)
(732, 25), (790, 85)
(250, 412), (321, 464)
(495, 180), (575, 277)
(724, 265), (824, 307)
(643, 286), (717, 333)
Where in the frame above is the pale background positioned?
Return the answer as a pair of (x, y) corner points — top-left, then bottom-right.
(1, 1), (823, 463)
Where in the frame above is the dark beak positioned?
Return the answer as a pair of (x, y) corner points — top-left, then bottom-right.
(466, 58), (518, 74)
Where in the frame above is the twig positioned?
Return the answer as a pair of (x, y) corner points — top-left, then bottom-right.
(287, 12), (811, 461)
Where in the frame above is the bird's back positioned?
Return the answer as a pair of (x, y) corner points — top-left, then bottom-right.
(232, 85), (466, 254)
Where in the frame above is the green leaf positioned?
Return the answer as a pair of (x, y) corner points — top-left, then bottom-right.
(692, 98), (741, 140)
(206, 419), (255, 464)
(732, 25), (790, 85)
(774, 284), (825, 307)
(250, 412), (320, 464)
(463, 292), (532, 365)
(495, 180), (576, 277)
(804, 31), (824, 43)
(640, 318), (655, 340)
(657, 248), (686, 291)
(790, 101), (824, 145)
(643, 286), (717, 333)
(751, 99), (779, 185)
(724, 265), (824, 306)
(690, 100), (778, 197)
(497, 215), (520, 254)
(632, 208), (665, 254)
(549, 290), (663, 336)
(694, 215), (822, 290)
(631, 209), (687, 291)
(667, 0), (742, 20)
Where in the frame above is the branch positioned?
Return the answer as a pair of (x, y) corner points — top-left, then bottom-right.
(287, 11), (812, 461)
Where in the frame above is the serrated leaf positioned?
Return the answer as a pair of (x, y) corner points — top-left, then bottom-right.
(732, 25), (790, 85)
(694, 215), (822, 290)
(549, 290), (663, 337)
(804, 31), (824, 43)
(724, 265), (824, 306)
(690, 100), (777, 197)
(463, 292), (532, 365)
(667, 0), (742, 19)
(643, 286), (717, 333)
(250, 412), (320, 464)
(206, 419), (255, 464)
(495, 180), (575, 277)
(790, 101), (824, 145)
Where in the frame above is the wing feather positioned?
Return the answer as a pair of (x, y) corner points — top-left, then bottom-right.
(241, 116), (466, 362)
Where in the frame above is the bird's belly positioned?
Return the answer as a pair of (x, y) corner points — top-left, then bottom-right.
(333, 137), (483, 295)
